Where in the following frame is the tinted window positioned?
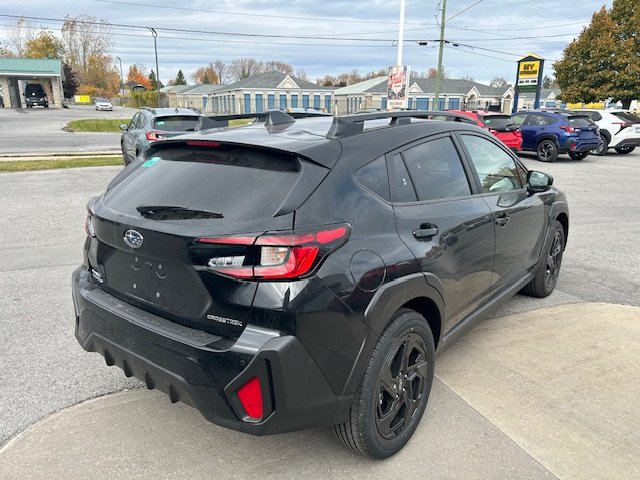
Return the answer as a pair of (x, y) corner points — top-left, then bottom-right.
(566, 116), (593, 127)
(529, 114), (556, 126)
(479, 115), (515, 130)
(153, 116), (200, 132)
(129, 113), (140, 129)
(511, 114), (527, 126)
(390, 154), (418, 203)
(401, 137), (471, 201)
(355, 156), (390, 201)
(104, 146), (301, 221)
(612, 112), (640, 123)
(461, 135), (523, 193)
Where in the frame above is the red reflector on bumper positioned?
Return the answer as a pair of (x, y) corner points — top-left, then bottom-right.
(237, 377), (263, 419)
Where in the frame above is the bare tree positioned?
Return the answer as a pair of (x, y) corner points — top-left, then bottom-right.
(229, 57), (264, 81)
(6, 17), (36, 56)
(460, 75), (475, 82)
(192, 63), (219, 84)
(264, 60), (294, 75)
(213, 60), (227, 84)
(489, 76), (511, 89)
(61, 14), (113, 85)
(295, 68), (309, 81)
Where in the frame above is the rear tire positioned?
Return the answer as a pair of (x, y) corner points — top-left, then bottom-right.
(615, 146), (636, 154)
(333, 309), (435, 459)
(536, 140), (558, 162)
(521, 220), (565, 298)
(568, 151), (588, 160)
(592, 134), (609, 156)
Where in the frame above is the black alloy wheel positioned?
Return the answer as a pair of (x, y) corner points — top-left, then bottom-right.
(568, 151), (588, 160)
(537, 140), (558, 162)
(521, 220), (565, 298)
(615, 145), (636, 154)
(375, 332), (429, 440)
(333, 309), (435, 458)
(544, 229), (564, 292)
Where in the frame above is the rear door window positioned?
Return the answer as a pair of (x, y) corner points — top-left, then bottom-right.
(399, 136), (471, 202)
(154, 116), (200, 132)
(105, 146), (302, 221)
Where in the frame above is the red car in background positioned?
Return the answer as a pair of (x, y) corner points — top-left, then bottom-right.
(447, 110), (523, 152)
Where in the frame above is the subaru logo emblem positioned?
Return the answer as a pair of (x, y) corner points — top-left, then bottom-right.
(124, 229), (144, 248)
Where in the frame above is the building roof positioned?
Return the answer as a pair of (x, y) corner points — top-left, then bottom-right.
(520, 88), (561, 99)
(335, 76), (510, 97)
(0, 58), (62, 76)
(177, 84), (227, 95)
(220, 71), (330, 91)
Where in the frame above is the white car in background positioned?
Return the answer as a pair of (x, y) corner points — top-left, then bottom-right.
(94, 98), (113, 111)
(573, 109), (640, 155)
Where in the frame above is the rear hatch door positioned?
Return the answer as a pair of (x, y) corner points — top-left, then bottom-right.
(89, 143), (328, 337)
(567, 115), (599, 139)
(479, 114), (520, 142)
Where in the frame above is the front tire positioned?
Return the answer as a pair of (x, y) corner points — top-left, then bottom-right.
(615, 145), (636, 154)
(592, 134), (609, 156)
(568, 151), (588, 160)
(333, 309), (435, 458)
(536, 139), (558, 162)
(521, 220), (565, 298)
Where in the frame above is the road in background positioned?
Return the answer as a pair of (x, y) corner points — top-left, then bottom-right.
(0, 105), (138, 155)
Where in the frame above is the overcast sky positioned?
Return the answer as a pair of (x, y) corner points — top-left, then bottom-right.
(0, 0), (613, 85)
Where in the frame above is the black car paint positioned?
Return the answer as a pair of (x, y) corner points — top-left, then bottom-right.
(73, 116), (568, 435)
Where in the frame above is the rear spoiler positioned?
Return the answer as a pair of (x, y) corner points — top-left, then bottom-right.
(196, 110), (331, 131)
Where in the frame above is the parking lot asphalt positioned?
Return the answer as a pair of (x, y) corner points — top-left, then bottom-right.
(0, 105), (138, 155)
(1, 149), (639, 478)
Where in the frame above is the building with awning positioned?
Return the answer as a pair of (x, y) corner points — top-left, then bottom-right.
(0, 58), (64, 109)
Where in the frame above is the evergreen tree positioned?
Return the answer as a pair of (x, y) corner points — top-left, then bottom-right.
(174, 70), (187, 85)
(62, 63), (79, 98)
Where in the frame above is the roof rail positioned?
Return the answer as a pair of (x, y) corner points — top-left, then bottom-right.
(196, 110), (329, 131)
(140, 106), (156, 115)
(327, 110), (478, 138)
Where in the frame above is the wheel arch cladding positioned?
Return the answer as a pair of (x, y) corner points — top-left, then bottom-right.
(555, 212), (569, 246)
(401, 297), (442, 350)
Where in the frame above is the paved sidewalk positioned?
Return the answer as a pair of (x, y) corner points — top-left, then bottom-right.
(2, 303), (639, 479)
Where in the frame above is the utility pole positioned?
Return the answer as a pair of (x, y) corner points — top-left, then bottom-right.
(397, 0), (406, 65)
(115, 56), (124, 105)
(148, 27), (160, 107)
(434, 0), (447, 110)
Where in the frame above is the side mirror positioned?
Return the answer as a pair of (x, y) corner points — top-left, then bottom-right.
(119, 123), (129, 131)
(527, 170), (553, 193)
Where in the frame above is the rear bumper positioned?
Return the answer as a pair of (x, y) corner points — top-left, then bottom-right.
(72, 266), (350, 435)
(611, 138), (640, 149)
(559, 137), (599, 153)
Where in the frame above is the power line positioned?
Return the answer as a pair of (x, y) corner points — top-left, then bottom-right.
(444, 44), (513, 63)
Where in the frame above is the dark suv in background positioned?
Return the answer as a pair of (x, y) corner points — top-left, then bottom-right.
(24, 83), (48, 108)
(511, 110), (599, 161)
(119, 107), (204, 164)
(73, 110), (568, 458)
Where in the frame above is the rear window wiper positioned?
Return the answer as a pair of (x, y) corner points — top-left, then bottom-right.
(136, 205), (223, 220)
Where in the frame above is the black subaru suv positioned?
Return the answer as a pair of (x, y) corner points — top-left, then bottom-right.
(72, 110), (568, 458)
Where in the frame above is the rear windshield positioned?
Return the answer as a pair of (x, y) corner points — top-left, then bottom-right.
(25, 85), (44, 95)
(566, 116), (593, 127)
(612, 112), (640, 123)
(104, 146), (300, 220)
(479, 115), (514, 129)
(153, 116), (200, 132)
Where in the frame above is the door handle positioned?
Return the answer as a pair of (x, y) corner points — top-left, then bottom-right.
(413, 226), (439, 239)
(495, 216), (510, 227)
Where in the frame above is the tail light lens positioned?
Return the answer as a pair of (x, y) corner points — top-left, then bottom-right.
(84, 208), (96, 237)
(560, 125), (578, 133)
(237, 377), (263, 419)
(145, 130), (168, 142)
(198, 224), (350, 281)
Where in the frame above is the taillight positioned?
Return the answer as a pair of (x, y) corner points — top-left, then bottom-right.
(84, 207), (96, 237)
(145, 130), (167, 141)
(612, 121), (631, 131)
(560, 125), (578, 133)
(198, 224), (350, 281)
(237, 377), (263, 419)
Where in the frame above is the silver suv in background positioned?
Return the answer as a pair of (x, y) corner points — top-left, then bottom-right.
(573, 109), (640, 155)
(120, 107), (204, 164)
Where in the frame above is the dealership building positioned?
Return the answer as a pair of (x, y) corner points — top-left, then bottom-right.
(0, 58), (65, 109)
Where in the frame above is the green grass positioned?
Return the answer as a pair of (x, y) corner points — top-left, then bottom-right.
(0, 156), (123, 172)
(65, 119), (130, 133)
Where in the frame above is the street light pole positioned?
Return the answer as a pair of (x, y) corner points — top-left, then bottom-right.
(434, 0), (447, 111)
(148, 27), (160, 107)
(115, 56), (124, 106)
(397, 0), (406, 65)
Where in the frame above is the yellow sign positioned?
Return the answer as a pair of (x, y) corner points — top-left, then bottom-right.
(519, 60), (540, 79)
(567, 102), (605, 109)
(74, 95), (91, 104)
